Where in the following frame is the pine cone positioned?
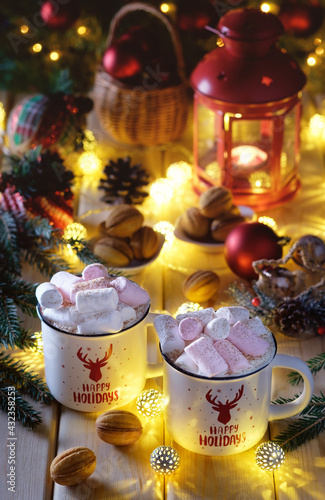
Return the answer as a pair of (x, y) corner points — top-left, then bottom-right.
(274, 298), (319, 339)
(98, 156), (149, 205)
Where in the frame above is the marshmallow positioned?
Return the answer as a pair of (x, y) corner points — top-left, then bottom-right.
(50, 271), (84, 302)
(204, 317), (230, 341)
(227, 321), (270, 356)
(36, 282), (63, 309)
(42, 305), (77, 327)
(185, 337), (228, 377)
(215, 306), (250, 325)
(241, 316), (269, 336)
(71, 277), (113, 304)
(176, 307), (215, 327)
(178, 317), (203, 341)
(154, 314), (185, 356)
(175, 352), (199, 374)
(110, 276), (150, 307)
(117, 302), (137, 324)
(77, 309), (123, 334)
(82, 263), (108, 281)
(214, 340), (251, 373)
(75, 287), (119, 314)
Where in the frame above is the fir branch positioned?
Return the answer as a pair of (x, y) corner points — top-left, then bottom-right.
(288, 352), (325, 386)
(227, 282), (276, 324)
(23, 246), (70, 278)
(0, 386), (43, 429)
(0, 296), (35, 349)
(0, 210), (21, 274)
(0, 353), (53, 404)
(60, 237), (106, 266)
(1, 277), (38, 317)
(273, 393), (325, 451)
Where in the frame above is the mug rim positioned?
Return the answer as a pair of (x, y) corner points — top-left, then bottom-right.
(159, 331), (277, 381)
(37, 302), (151, 338)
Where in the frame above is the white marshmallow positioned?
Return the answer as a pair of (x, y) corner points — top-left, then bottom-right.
(204, 317), (230, 341)
(154, 314), (185, 356)
(42, 306), (77, 327)
(70, 277), (111, 303)
(215, 306), (250, 325)
(176, 307), (215, 327)
(75, 287), (119, 314)
(36, 282), (63, 309)
(77, 309), (123, 334)
(117, 302), (137, 323)
(241, 316), (268, 336)
(175, 352), (199, 374)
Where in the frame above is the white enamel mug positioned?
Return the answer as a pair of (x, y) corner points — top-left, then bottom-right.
(38, 306), (162, 412)
(162, 335), (313, 456)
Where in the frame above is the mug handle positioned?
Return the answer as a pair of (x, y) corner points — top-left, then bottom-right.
(145, 311), (164, 379)
(269, 353), (314, 421)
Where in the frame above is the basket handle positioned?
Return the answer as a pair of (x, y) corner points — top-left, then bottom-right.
(106, 1), (187, 83)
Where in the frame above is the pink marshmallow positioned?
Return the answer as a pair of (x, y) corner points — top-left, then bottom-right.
(185, 337), (228, 377)
(50, 271), (84, 302)
(178, 317), (203, 340)
(110, 276), (150, 307)
(214, 340), (250, 373)
(70, 277), (112, 303)
(82, 263), (108, 281)
(227, 321), (270, 356)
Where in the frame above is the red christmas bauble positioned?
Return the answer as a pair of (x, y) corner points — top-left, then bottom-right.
(278, 0), (324, 38)
(40, 0), (80, 31)
(177, 0), (215, 32)
(224, 222), (284, 280)
(102, 39), (145, 80)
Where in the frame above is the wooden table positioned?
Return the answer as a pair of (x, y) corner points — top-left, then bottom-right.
(1, 98), (325, 500)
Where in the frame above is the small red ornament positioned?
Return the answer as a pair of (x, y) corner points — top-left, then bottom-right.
(177, 0), (215, 32)
(102, 39), (145, 80)
(252, 297), (261, 307)
(317, 326), (325, 335)
(40, 0), (80, 31)
(224, 222), (285, 280)
(278, 0), (324, 38)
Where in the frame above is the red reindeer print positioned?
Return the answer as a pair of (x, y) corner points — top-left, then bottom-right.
(206, 385), (244, 424)
(77, 345), (113, 382)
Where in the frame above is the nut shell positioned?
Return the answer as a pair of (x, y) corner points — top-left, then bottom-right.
(95, 410), (142, 446)
(50, 446), (96, 486)
(182, 270), (220, 302)
(104, 204), (144, 238)
(180, 207), (210, 240)
(94, 236), (133, 266)
(199, 187), (233, 219)
(210, 213), (246, 242)
(130, 226), (160, 260)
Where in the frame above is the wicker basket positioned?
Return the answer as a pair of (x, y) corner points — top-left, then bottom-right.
(93, 2), (189, 146)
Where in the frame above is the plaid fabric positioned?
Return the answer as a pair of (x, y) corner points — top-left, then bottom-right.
(8, 94), (49, 151)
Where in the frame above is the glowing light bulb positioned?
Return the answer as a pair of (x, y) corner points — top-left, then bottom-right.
(160, 3), (170, 13)
(30, 331), (43, 355)
(0, 102), (6, 130)
(32, 43), (42, 53)
(78, 151), (103, 176)
(257, 216), (277, 231)
(150, 446), (180, 475)
(150, 178), (174, 204)
(166, 162), (192, 187)
(307, 55), (317, 66)
(153, 221), (174, 251)
(309, 113), (325, 139)
(50, 51), (60, 61)
(175, 302), (203, 316)
(255, 442), (285, 471)
(20, 25), (29, 34)
(63, 222), (87, 242)
(261, 3), (270, 12)
(136, 389), (166, 418)
(77, 26), (87, 36)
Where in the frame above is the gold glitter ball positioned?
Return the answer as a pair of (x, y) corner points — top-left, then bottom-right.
(150, 446), (180, 475)
(255, 442), (285, 471)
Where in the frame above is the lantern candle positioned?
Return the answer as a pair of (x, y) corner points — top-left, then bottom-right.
(231, 145), (268, 174)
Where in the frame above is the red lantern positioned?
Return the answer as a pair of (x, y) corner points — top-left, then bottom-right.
(190, 8), (306, 210)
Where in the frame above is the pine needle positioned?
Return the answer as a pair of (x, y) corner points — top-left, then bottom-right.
(0, 386), (43, 429)
(288, 352), (325, 385)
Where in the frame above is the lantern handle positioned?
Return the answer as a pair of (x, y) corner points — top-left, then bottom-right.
(204, 25), (224, 38)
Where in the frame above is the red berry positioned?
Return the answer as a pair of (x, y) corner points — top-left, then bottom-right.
(251, 297), (261, 307)
(317, 326), (325, 335)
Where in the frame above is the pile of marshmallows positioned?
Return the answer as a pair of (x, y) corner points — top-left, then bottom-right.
(36, 264), (150, 334)
(154, 306), (271, 378)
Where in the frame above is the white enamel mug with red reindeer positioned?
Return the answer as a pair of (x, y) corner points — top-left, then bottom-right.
(162, 336), (313, 456)
(38, 306), (162, 412)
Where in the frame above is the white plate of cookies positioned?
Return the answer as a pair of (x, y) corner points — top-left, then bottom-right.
(174, 186), (255, 252)
(79, 205), (165, 274)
